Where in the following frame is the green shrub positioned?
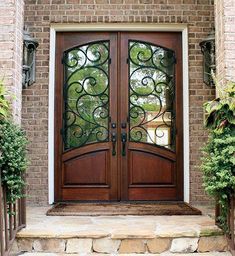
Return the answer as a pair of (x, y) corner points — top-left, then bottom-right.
(201, 79), (235, 233)
(0, 119), (28, 203)
(0, 80), (10, 120)
(0, 81), (28, 204)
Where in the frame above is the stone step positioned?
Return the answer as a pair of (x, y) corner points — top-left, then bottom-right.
(15, 235), (229, 254)
(19, 252), (232, 256)
(13, 207), (230, 255)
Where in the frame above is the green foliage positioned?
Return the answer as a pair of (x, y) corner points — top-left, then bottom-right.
(0, 80), (10, 120)
(0, 119), (28, 203)
(201, 79), (235, 233)
(204, 80), (235, 132)
(201, 127), (235, 232)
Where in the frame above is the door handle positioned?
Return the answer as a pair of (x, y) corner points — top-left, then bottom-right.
(121, 132), (127, 156)
(111, 132), (117, 156)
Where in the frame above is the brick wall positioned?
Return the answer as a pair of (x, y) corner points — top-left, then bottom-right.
(0, 0), (24, 123)
(215, 0), (235, 85)
(23, 0), (215, 205)
(214, 0), (225, 85)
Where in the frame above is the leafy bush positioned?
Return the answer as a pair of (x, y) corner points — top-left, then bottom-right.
(0, 119), (28, 203)
(0, 82), (28, 204)
(201, 79), (235, 233)
(204, 81), (235, 132)
(0, 79), (10, 120)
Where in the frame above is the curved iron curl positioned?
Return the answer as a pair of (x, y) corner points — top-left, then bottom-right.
(129, 74), (155, 96)
(129, 41), (153, 66)
(155, 81), (169, 94)
(65, 65), (109, 88)
(64, 48), (87, 69)
(129, 65), (170, 81)
(130, 92), (163, 127)
(82, 72), (109, 96)
(154, 124), (167, 139)
(130, 126), (156, 145)
(95, 126), (109, 142)
(66, 81), (84, 100)
(72, 89), (109, 138)
(85, 42), (109, 66)
(129, 127), (143, 142)
(154, 123), (172, 147)
(75, 94), (99, 126)
(92, 96), (109, 126)
(129, 97), (147, 123)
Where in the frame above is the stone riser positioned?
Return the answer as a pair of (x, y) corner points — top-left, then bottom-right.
(15, 236), (228, 254)
(18, 253), (232, 256)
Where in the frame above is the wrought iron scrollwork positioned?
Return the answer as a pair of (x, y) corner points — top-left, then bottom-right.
(128, 40), (176, 150)
(62, 41), (110, 150)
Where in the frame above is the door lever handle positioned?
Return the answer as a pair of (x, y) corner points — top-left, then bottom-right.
(121, 132), (127, 156)
(111, 132), (117, 156)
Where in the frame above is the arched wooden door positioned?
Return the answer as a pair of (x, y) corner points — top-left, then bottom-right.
(54, 32), (183, 202)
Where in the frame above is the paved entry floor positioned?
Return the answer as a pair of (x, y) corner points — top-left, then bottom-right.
(19, 206), (220, 239)
(14, 205), (232, 255)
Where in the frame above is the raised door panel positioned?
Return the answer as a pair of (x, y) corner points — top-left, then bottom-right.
(129, 151), (175, 186)
(63, 150), (109, 186)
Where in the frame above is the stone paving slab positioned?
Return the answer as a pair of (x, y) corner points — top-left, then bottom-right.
(17, 207), (222, 239)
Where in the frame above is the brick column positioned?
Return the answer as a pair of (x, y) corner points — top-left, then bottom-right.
(215, 0), (235, 85)
(0, 0), (24, 124)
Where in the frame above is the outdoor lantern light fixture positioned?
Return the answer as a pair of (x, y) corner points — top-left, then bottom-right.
(199, 29), (216, 86)
(22, 30), (39, 88)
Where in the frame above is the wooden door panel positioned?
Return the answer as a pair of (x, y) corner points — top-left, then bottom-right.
(55, 32), (118, 201)
(129, 187), (177, 201)
(63, 150), (110, 186)
(62, 188), (110, 201)
(129, 151), (175, 185)
(120, 32), (183, 201)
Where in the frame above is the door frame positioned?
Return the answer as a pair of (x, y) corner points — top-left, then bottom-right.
(48, 23), (189, 204)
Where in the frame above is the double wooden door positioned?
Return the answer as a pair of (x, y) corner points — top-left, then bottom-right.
(55, 32), (183, 202)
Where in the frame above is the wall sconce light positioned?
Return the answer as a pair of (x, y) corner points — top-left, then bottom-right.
(22, 30), (39, 88)
(199, 29), (216, 86)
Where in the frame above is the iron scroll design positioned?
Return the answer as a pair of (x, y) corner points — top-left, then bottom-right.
(128, 40), (176, 151)
(62, 41), (110, 150)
